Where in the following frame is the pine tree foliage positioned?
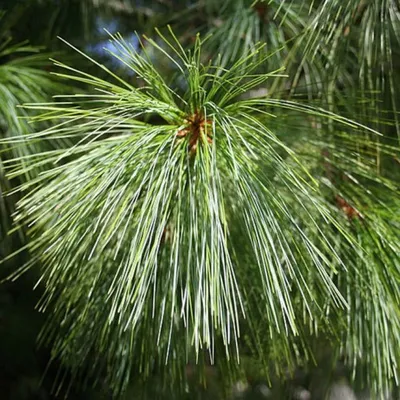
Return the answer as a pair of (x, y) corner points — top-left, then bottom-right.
(1, 0), (400, 398)
(0, 12), (67, 256)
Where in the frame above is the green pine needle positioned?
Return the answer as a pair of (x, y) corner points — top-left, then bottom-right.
(3, 28), (400, 396)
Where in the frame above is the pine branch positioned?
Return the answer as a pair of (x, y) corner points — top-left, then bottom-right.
(2, 28), (400, 396)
